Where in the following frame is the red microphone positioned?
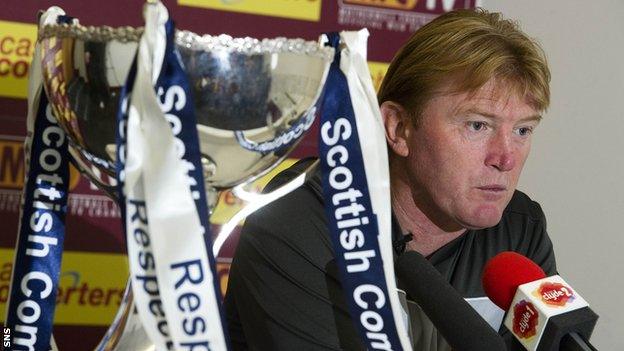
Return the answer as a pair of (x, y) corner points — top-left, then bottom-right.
(482, 252), (598, 351)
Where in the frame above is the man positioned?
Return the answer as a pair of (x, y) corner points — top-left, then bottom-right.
(225, 8), (555, 350)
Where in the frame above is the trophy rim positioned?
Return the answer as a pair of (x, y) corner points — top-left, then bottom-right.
(38, 21), (334, 190)
(38, 23), (143, 43)
(38, 23), (334, 59)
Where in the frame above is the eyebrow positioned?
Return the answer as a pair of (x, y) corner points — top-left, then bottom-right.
(462, 108), (543, 123)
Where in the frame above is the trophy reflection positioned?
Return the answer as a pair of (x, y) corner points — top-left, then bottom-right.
(38, 13), (333, 350)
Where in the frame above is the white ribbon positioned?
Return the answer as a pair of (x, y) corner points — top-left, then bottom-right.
(124, 2), (228, 350)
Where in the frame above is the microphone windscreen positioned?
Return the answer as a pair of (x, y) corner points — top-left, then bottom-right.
(396, 251), (506, 351)
(482, 251), (546, 310)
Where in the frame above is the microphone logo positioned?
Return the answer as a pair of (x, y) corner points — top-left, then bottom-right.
(512, 300), (539, 339)
(534, 282), (576, 307)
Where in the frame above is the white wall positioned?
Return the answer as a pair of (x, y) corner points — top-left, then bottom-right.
(482, 0), (624, 348)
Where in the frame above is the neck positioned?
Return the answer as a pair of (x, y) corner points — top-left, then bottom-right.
(390, 159), (466, 257)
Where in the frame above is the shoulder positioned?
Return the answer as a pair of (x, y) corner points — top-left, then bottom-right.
(503, 190), (546, 223)
(253, 157), (324, 230)
(234, 157), (333, 272)
(490, 190), (548, 247)
(448, 190), (556, 295)
(264, 157), (323, 196)
(226, 159), (358, 349)
(492, 190), (557, 275)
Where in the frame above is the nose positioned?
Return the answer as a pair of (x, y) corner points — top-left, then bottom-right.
(485, 131), (516, 172)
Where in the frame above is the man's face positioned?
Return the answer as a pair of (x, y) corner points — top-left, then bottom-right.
(403, 79), (541, 230)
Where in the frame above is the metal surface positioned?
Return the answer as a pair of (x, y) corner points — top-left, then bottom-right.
(39, 24), (332, 190)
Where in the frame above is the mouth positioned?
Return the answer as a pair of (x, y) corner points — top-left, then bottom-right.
(476, 185), (507, 200)
(477, 185), (507, 192)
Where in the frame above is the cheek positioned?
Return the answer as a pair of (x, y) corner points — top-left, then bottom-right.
(439, 145), (486, 190)
(518, 143), (532, 168)
(509, 143), (532, 182)
(409, 140), (474, 197)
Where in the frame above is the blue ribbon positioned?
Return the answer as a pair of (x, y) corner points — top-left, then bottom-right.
(115, 51), (136, 225)
(5, 15), (76, 351)
(6, 78), (69, 351)
(319, 32), (404, 350)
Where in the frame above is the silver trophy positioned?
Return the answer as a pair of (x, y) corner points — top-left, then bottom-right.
(38, 10), (333, 350)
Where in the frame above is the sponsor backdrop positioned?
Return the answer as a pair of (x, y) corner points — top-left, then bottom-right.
(0, 0), (477, 348)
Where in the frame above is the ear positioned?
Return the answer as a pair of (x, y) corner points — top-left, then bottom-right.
(380, 101), (410, 157)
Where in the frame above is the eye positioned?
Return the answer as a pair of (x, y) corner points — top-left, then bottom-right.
(467, 121), (487, 132)
(515, 126), (534, 137)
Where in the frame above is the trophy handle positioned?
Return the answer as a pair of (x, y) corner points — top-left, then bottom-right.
(50, 334), (59, 351)
(212, 159), (319, 256)
(94, 279), (133, 351)
(94, 279), (154, 351)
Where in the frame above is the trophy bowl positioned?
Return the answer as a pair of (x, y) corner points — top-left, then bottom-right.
(37, 21), (333, 350)
(38, 23), (333, 194)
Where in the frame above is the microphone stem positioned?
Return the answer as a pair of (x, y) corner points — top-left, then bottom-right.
(560, 332), (597, 351)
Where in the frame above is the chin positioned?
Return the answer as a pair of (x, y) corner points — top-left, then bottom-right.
(458, 206), (504, 229)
